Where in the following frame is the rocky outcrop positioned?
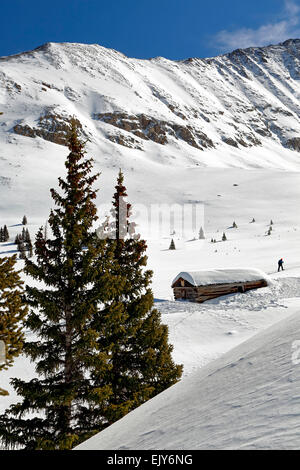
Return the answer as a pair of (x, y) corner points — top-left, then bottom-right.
(93, 112), (214, 150)
(0, 176), (11, 187)
(0, 71), (22, 96)
(13, 110), (85, 146)
(222, 133), (261, 148)
(286, 137), (300, 152)
(222, 137), (238, 148)
(107, 133), (144, 150)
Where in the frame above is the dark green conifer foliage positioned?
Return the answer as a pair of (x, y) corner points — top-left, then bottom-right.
(18, 241), (27, 260)
(0, 255), (27, 395)
(169, 238), (176, 250)
(92, 170), (182, 427)
(0, 228), (3, 242)
(0, 121), (115, 450)
(3, 225), (9, 242)
(22, 215), (27, 226)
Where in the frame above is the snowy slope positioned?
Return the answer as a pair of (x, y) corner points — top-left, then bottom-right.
(76, 309), (300, 450)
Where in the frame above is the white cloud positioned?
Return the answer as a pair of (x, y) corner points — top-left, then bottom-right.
(213, 0), (300, 51)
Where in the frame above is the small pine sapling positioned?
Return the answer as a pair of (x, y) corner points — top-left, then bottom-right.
(199, 227), (205, 239)
(169, 238), (176, 250)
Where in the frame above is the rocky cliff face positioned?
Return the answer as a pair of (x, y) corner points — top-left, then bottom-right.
(1, 39), (300, 165)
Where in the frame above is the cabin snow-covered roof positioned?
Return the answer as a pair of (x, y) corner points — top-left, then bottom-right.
(171, 268), (270, 287)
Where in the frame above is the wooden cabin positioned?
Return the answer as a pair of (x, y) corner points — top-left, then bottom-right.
(171, 269), (269, 304)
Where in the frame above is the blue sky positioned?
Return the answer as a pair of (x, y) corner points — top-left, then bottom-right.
(1, 0), (300, 59)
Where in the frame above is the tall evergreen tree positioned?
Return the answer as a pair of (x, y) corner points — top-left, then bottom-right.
(0, 121), (116, 449)
(0, 255), (27, 396)
(91, 170), (182, 427)
(22, 215), (27, 226)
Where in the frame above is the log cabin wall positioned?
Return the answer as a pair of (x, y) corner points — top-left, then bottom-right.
(172, 278), (268, 303)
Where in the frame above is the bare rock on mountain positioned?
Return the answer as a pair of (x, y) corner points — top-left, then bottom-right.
(286, 137), (300, 152)
(94, 112), (214, 149)
(13, 110), (87, 146)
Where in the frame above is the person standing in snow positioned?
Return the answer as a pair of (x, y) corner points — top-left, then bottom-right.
(278, 258), (284, 272)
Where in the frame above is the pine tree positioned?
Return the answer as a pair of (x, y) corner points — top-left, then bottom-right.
(27, 240), (33, 259)
(222, 232), (227, 241)
(22, 215), (27, 226)
(199, 226), (205, 239)
(18, 241), (27, 260)
(0, 255), (27, 396)
(0, 120), (116, 449)
(251, 218), (255, 223)
(3, 225), (9, 242)
(0, 228), (3, 243)
(25, 228), (30, 243)
(91, 170), (182, 428)
(169, 238), (176, 250)
(232, 221), (237, 228)
(270, 219), (273, 225)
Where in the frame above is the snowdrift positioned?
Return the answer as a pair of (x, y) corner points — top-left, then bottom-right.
(76, 311), (300, 450)
(172, 268), (270, 287)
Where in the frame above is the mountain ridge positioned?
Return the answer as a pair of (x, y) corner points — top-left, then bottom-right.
(1, 38), (300, 157)
(2, 37), (300, 62)
(1, 38), (300, 218)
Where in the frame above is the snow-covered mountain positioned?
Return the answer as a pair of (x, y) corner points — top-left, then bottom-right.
(2, 39), (300, 155)
(1, 39), (300, 220)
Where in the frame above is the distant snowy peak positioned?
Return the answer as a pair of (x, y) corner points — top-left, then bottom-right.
(1, 39), (300, 166)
